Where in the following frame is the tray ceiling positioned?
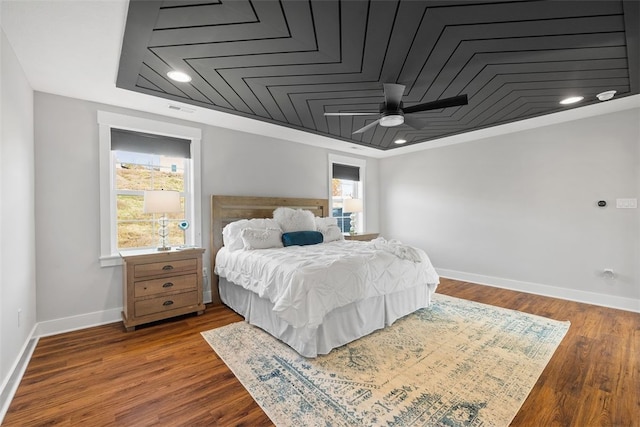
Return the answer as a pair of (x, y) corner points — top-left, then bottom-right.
(117, 0), (639, 151)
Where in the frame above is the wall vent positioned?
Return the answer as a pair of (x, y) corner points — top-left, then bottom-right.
(168, 104), (195, 113)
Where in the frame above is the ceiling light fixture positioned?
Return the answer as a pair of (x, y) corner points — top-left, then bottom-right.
(379, 114), (404, 127)
(596, 90), (616, 101)
(394, 139), (407, 144)
(559, 96), (583, 105)
(167, 70), (192, 83)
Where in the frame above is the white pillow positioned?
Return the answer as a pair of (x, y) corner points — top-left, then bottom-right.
(222, 219), (248, 251)
(273, 207), (316, 233)
(241, 228), (283, 250)
(222, 218), (281, 251)
(320, 225), (344, 242)
(315, 216), (338, 230)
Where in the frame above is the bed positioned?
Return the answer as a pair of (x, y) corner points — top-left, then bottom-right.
(210, 195), (439, 357)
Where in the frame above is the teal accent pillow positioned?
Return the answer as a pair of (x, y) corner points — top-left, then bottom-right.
(282, 231), (323, 247)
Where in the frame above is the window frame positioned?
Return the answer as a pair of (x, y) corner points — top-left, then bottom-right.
(328, 153), (366, 233)
(98, 111), (202, 267)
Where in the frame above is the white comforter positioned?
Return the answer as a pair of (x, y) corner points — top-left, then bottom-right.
(215, 238), (439, 329)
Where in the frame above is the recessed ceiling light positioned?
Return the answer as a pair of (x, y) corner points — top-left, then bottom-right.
(167, 71), (192, 83)
(559, 96), (583, 105)
(394, 139), (407, 144)
(596, 90), (616, 101)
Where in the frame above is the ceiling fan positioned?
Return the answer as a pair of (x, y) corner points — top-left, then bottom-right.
(324, 83), (468, 134)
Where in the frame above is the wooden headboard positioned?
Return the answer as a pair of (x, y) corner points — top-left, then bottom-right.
(209, 195), (329, 304)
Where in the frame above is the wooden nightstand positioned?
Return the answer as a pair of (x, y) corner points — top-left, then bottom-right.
(344, 232), (379, 242)
(120, 248), (206, 331)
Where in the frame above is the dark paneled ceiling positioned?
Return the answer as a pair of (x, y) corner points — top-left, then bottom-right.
(117, 0), (639, 151)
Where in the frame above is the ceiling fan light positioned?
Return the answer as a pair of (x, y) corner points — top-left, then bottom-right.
(380, 114), (404, 127)
(167, 70), (192, 83)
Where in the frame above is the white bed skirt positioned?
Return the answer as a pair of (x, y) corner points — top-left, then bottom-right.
(219, 277), (438, 358)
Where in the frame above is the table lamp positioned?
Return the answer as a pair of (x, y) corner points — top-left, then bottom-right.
(343, 198), (363, 235)
(143, 190), (182, 250)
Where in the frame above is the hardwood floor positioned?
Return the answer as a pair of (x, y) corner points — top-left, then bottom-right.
(3, 278), (639, 426)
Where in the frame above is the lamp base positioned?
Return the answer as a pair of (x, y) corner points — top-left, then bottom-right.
(349, 213), (357, 235)
(156, 215), (172, 251)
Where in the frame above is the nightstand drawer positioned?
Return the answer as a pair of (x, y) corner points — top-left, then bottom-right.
(134, 258), (197, 278)
(134, 273), (197, 298)
(134, 290), (199, 317)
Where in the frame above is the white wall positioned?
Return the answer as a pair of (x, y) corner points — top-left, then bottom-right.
(379, 108), (640, 311)
(33, 92), (379, 326)
(0, 29), (36, 402)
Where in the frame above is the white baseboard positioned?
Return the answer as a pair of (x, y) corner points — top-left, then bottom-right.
(437, 268), (640, 313)
(0, 324), (38, 424)
(35, 307), (123, 338)
(35, 290), (215, 338)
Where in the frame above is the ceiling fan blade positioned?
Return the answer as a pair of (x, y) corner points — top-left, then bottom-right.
(403, 116), (427, 130)
(383, 83), (405, 109)
(403, 94), (468, 114)
(353, 119), (380, 134)
(324, 112), (379, 116)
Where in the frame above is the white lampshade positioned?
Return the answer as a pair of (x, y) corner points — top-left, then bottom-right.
(343, 198), (363, 213)
(143, 190), (182, 214)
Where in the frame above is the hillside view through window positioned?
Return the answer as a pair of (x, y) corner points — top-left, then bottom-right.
(115, 151), (186, 249)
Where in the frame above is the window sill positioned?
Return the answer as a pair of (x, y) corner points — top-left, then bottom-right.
(99, 254), (123, 268)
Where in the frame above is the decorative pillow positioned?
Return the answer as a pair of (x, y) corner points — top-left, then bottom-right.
(320, 225), (344, 243)
(222, 218), (281, 251)
(314, 216), (338, 230)
(273, 207), (316, 233)
(282, 231), (324, 247)
(241, 228), (283, 250)
(222, 219), (248, 251)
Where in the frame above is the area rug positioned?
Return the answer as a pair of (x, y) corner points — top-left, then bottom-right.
(201, 293), (570, 426)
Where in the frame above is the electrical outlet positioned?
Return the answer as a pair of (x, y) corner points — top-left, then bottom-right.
(616, 198), (637, 209)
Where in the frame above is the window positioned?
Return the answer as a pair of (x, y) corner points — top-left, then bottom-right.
(112, 130), (190, 249)
(98, 112), (202, 267)
(328, 154), (365, 233)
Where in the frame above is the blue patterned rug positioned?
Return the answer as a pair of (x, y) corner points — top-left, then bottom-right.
(202, 293), (569, 426)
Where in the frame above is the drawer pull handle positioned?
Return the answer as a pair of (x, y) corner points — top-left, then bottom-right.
(163, 300), (174, 306)
(162, 265), (174, 271)
(162, 282), (174, 288)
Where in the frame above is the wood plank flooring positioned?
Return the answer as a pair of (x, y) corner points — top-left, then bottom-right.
(3, 278), (639, 426)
